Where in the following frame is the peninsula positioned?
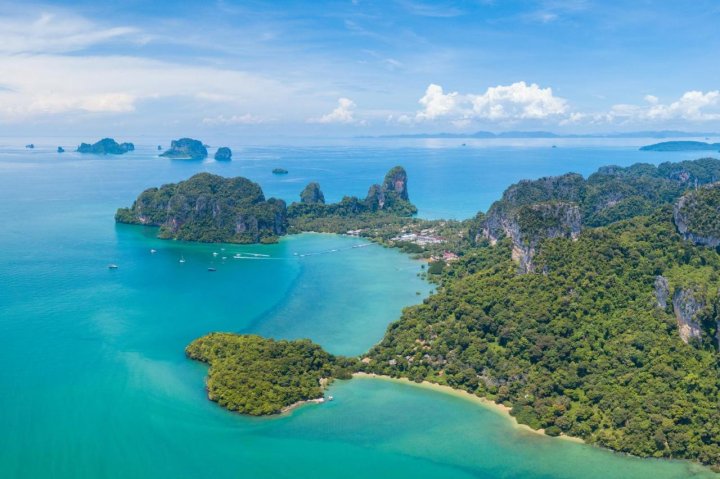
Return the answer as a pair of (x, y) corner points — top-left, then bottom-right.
(77, 138), (135, 154)
(178, 157), (720, 471)
(640, 141), (720, 152)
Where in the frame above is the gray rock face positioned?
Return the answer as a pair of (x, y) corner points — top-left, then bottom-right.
(300, 182), (325, 204)
(671, 288), (705, 344)
(654, 275), (670, 309)
(482, 202), (582, 273)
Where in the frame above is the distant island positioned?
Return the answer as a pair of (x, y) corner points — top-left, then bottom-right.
(214, 147), (232, 161)
(640, 141), (720, 152)
(159, 138), (208, 159)
(170, 156), (720, 471)
(77, 138), (135, 155)
(272, 168), (288, 175)
(57, 147), (65, 153)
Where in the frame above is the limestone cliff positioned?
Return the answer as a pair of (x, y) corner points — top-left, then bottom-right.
(673, 184), (720, 247)
(115, 173), (287, 243)
(671, 288), (705, 345)
(300, 182), (325, 204)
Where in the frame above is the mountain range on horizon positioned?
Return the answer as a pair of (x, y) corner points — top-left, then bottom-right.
(366, 130), (720, 140)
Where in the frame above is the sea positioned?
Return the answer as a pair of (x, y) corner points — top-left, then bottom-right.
(0, 136), (717, 478)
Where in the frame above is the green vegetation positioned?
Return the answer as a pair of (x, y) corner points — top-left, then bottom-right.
(175, 157), (720, 469)
(186, 333), (356, 415)
(77, 138), (134, 154)
(288, 166), (417, 233)
(115, 172), (287, 243)
(674, 185), (720, 247)
(160, 138), (207, 159)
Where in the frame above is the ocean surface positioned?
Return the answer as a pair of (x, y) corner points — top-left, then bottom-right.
(0, 138), (717, 478)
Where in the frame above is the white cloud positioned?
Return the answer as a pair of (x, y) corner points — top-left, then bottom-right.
(470, 81), (567, 120)
(572, 90), (720, 125)
(0, 54), (297, 120)
(413, 81), (567, 123)
(0, 11), (140, 54)
(202, 114), (267, 125)
(310, 97), (361, 124)
(416, 84), (460, 120)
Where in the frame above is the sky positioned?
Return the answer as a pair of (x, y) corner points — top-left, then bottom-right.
(1, 0), (720, 137)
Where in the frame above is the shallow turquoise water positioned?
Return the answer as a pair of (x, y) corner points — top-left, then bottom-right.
(0, 140), (717, 478)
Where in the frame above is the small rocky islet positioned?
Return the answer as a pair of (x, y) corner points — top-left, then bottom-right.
(159, 137), (208, 159)
(77, 138), (135, 154)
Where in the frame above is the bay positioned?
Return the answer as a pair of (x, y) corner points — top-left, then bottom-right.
(0, 139), (716, 478)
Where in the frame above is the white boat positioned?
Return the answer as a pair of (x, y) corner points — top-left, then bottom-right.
(108, 264), (118, 269)
(212, 252), (218, 257)
(179, 256), (186, 263)
(150, 249), (157, 254)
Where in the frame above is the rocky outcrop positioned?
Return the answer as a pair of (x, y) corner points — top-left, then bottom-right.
(364, 166), (416, 215)
(300, 182), (325, 204)
(483, 201), (582, 273)
(383, 166), (410, 201)
(671, 288), (705, 344)
(115, 173), (287, 243)
(57, 147), (65, 153)
(77, 138), (134, 155)
(160, 138), (207, 160)
(654, 275), (670, 309)
(673, 185), (720, 247)
(214, 147), (232, 161)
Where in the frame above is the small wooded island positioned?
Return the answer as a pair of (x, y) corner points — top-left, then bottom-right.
(77, 138), (135, 154)
(120, 157), (720, 470)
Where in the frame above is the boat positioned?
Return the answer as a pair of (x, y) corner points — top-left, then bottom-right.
(179, 256), (186, 263)
(212, 252), (218, 257)
(207, 267), (216, 272)
(327, 396), (334, 401)
(108, 264), (118, 269)
(150, 249), (157, 254)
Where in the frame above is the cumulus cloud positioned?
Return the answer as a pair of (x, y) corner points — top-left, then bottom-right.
(413, 81), (568, 123)
(566, 90), (720, 125)
(310, 98), (361, 124)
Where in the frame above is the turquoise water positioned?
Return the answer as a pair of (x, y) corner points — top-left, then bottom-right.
(0, 140), (717, 478)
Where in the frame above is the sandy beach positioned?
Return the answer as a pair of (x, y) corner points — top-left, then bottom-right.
(353, 372), (584, 444)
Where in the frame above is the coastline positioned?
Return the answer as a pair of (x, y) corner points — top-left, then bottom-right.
(352, 372), (584, 444)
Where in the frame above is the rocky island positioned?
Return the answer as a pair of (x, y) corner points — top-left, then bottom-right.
(159, 138), (208, 159)
(272, 168), (288, 175)
(115, 173), (287, 243)
(214, 147), (232, 161)
(181, 157), (720, 470)
(77, 138), (135, 154)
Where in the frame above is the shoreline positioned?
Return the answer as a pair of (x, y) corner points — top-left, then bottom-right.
(352, 372), (584, 444)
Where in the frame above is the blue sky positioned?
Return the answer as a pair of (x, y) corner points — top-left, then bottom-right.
(1, 0), (720, 136)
